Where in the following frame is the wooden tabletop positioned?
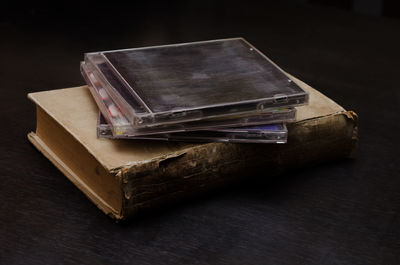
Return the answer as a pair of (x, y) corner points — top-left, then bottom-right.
(1, 2), (399, 264)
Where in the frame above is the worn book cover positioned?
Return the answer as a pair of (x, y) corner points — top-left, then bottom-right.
(27, 75), (358, 220)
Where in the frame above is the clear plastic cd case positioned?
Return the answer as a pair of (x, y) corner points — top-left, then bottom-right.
(97, 113), (288, 144)
(83, 38), (308, 128)
(82, 62), (296, 136)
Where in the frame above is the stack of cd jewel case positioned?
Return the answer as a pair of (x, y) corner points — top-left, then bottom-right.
(80, 38), (309, 144)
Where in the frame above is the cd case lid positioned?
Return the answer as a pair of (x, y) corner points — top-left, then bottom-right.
(81, 61), (296, 136)
(85, 38), (308, 126)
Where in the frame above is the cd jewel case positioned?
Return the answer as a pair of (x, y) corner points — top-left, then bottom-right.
(97, 113), (288, 144)
(83, 38), (308, 128)
(81, 62), (296, 136)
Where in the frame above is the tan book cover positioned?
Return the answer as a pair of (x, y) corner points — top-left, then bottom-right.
(27, 75), (358, 220)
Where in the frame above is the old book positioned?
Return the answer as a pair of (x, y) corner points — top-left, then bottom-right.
(27, 75), (358, 220)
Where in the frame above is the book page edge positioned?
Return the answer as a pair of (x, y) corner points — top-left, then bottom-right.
(27, 132), (122, 220)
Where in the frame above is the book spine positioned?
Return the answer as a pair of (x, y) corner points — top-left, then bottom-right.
(118, 111), (358, 219)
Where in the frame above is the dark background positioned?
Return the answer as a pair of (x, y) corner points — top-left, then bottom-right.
(1, 1), (400, 264)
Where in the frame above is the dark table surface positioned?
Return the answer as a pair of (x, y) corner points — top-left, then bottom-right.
(1, 3), (400, 265)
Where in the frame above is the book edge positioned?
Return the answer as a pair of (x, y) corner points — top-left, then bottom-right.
(27, 131), (122, 219)
(28, 87), (126, 171)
